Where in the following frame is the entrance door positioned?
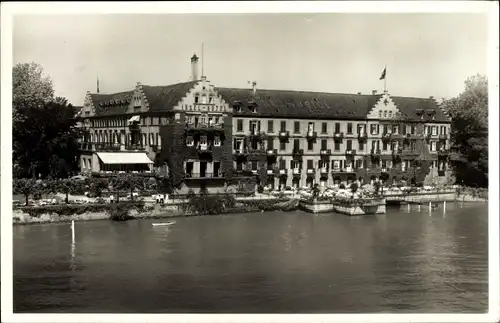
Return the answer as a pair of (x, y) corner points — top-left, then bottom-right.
(200, 161), (207, 178)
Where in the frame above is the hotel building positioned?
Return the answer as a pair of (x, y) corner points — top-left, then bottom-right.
(77, 54), (452, 193)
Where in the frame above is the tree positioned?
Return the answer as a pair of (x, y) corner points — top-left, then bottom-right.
(13, 92), (81, 178)
(13, 178), (47, 205)
(13, 62), (54, 110)
(110, 175), (144, 201)
(442, 75), (488, 187)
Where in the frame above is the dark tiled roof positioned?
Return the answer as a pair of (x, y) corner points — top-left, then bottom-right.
(216, 88), (449, 122)
(391, 96), (449, 122)
(216, 87), (381, 120)
(141, 81), (198, 112)
(89, 91), (133, 116)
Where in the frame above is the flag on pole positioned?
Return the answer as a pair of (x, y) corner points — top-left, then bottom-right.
(379, 67), (386, 80)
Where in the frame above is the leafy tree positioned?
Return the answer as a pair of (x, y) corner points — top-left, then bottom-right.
(442, 75), (488, 187)
(110, 175), (144, 201)
(88, 178), (109, 198)
(13, 178), (37, 206)
(13, 62), (54, 110)
(13, 95), (81, 178)
(56, 178), (86, 204)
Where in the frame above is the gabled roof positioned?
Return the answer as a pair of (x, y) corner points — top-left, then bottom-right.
(215, 87), (383, 120)
(141, 81), (198, 112)
(390, 96), (448, 122)
(89, 91), (133, 116)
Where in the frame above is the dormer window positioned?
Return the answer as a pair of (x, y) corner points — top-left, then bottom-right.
(208, 96), (213, 104)
(201, 94), (207, 104)
(233, 105), (241, 113)
(134, 95), (141, 107)
(194, 95), (199, 104)
(383, 111), (387, 118)
(250, 106), (257, 113)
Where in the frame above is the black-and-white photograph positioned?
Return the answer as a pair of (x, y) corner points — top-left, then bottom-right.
(1, 2), (498, 322)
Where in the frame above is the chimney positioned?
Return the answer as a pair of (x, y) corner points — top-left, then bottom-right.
(191, 54), (199, 81)
(372, 90), (378, 95)
(252, 81), (257, 96)
(357, 92), (362, 95)
(429, 95), (434, 99)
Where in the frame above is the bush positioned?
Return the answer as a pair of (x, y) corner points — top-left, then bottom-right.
(20, 201), (144, 218)
(339, 183), (346, 189)
(184, 194), (237, 215)
(257, 185), (264, 193)
(109, 204), (134, 221)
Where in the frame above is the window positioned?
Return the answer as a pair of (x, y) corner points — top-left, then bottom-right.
(411, 125), (416, 135)
(334, 123), (340, 133)
(357, 124), (364, 134)
(383, 125), (388, 134)
(294, 121), (300, 134)
(214, 136), (221, 147)
(234, 138), (243, 151)
(359, 142), (364, 151)
(209, 96), (213, 104)
(293, 139), (300, 151)
(443, 127), (447, 135)
(382, 142), (388, 151)
(291, 160), (299, 169)
(334, 142), (340, 151)
(392, 125), (398, 134)
(186, 136), (194, 146)
(307, 159), (314, 169)
(267, 138), (274, 150)
(356, 159), (363, 169)
(402, 125), (407, 135)
(307, 140), (314, 151)
(251, 161), (258, 170)
(307, 122), (314, 133)
(280, 141), (286, 151)
(280, 159), (286, 169)
(430, 141), (437, 151)
(347, 123), (353, 134)
(319, 160), (328, 169)
(234, 105), (241, 113)
(391, 141), (398, 151)
(370, 124), (378, 135)
(346, 140), (352, 150)
(321, 139), (327, 150)
(268, 120), (274, 133)
(237, 119), (243, 132)
(194, 95), (199, 104)
(432, 126), (438, 136)
(280, 121), (286, 132)
(250, 106), (257, 113)
(388, 111), (393, 118)
(383, 111), (387, 118)
(379, 111), (383, 118)
(321, 122), (327, 134)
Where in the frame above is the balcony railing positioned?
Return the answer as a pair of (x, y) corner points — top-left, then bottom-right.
(266, 148), (277, 156)
(345, 149), (356, 156)
(267, 169), (274, 175)
(292, 168), (301, 175)
(185, 122), (224, 131)
(320, 149), (331, 156)
(320, 167), (329, 174)
(439, 134), (448, 140)
(279, 169), (287, 175)
(125, 144), (146, 151)
(185, 172), (224, 179)
(306, 131), (317, 140)
(278, 131), (290, 140)
(334, 132), (344, 141)
(292, 148), (304, 156)
(234, 148), (248, 157)
(197, 144), (212, 154)
(438, 149), (450, 157)
(306, 169), (315, 175)
(331, 167), (355, 173)
(382, 133), (392, 141)
(357, 132), (368, 141)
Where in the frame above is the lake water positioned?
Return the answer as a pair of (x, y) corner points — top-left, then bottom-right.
(13, 202), (488, 313)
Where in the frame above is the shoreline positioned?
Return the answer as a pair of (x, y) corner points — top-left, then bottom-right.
(11, 192), (487, 226)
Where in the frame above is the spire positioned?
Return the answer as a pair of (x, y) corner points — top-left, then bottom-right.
(97, 74), (100, 94)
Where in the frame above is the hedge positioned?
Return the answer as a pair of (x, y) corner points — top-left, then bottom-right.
(19, 201), (145, 218)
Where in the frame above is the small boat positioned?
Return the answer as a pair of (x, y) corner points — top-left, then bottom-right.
(152, 221), (176, 227)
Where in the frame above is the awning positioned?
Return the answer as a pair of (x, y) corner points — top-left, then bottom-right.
(96, 152), (153, 164)
(128, 115), (140, 123)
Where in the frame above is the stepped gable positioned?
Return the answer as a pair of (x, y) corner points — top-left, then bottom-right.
(89, 91), (133, 116)
(141, 81), (198, 112)
(216, 87), (382, 119)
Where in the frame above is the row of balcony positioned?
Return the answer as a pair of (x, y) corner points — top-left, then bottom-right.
(258, 166), (414, 177)
(80, 142), (158, 152)
(185, 122), (224, 132)
(256, 131), (448, 141)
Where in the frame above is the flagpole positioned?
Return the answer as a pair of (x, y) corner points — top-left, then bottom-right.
(384, 64), (387, 93)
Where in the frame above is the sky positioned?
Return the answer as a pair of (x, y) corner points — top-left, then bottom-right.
(13, 13), (489, 106)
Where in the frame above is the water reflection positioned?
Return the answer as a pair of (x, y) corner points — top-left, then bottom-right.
(13, 205), (488, 313)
